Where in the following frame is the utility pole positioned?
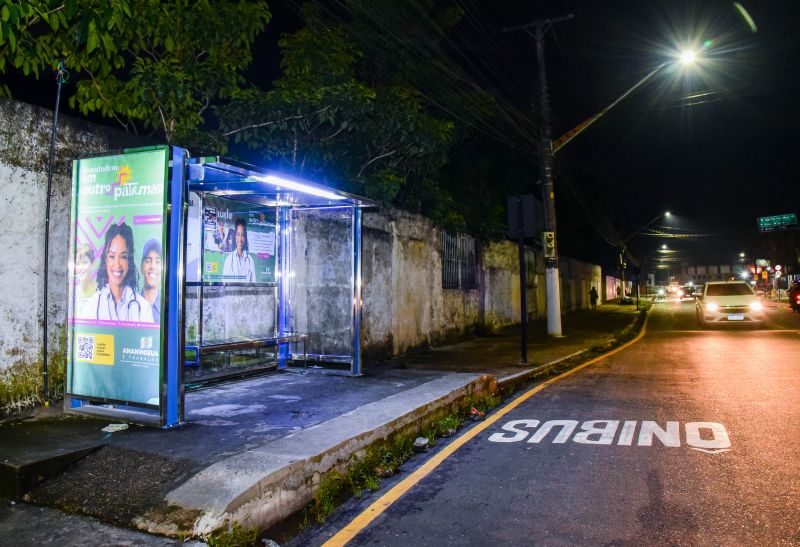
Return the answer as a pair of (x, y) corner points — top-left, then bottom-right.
(504, 14), (573, 337)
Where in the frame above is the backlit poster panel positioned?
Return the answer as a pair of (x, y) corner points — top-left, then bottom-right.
(201, 196), (277, 284)
(67, 147), (168, 406)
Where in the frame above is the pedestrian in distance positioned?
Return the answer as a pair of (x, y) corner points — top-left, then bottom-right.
(588, 286), (597, 309)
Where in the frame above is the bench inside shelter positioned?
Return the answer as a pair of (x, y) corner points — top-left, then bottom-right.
(185, 332), (307, 373)
(183, 282), (307, 381)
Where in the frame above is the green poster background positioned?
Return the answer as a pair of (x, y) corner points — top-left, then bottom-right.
(201, 196), (277, 284)
(67, 147), (168, 406)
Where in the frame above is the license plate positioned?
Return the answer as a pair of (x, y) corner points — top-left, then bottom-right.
(727, 314), (744, 321)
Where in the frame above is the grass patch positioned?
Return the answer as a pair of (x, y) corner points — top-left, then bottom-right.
(298, 391), (503, 527)
(207, 522), (257, 547)
(1, 325), (67, 417)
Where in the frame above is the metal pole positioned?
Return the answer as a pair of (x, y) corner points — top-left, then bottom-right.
(516, 198), (527, 363)
(619, 246), (626, 302)
(534, 20), (565, 336)
(504, 15), (571, 337)
(42, 60), (66, 400)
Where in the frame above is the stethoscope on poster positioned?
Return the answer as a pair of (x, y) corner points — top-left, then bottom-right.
(96, 291), (142, 320)
(229, 252), (252, 277)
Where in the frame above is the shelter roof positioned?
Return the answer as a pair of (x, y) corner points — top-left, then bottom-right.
(187, 156), (378, 208)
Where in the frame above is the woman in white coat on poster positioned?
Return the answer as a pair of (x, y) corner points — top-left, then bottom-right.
(222, 217), (255, 282)
(78, 222), (154, 323)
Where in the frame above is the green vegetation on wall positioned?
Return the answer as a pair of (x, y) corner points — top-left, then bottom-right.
(0, 326), (66, 417)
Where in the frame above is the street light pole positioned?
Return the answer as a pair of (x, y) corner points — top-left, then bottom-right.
(504, 14), (573, 337)
(619, 211), (671, 303)
(552, 62), (668, 153)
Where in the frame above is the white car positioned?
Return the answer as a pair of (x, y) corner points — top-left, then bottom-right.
(696, 281), (764, 327)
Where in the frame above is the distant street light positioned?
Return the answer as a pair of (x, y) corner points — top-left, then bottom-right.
(619, 210), (672, 304)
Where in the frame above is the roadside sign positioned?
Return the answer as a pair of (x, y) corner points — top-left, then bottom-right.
(506, 195), (537, 238)
(757, 213), (797, 232)
(543, 231), (556, 257)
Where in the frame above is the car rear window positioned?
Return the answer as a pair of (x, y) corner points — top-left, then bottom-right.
(706, 283), (753, 296)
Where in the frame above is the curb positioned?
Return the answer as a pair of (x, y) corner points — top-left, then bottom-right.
(143, 373), (498, 537)
(154, 308), (647, 540)
(497, 308), (644, 393)
(0, 444), (104, 499)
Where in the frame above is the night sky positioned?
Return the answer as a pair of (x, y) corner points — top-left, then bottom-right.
(7, 1), (798, 268)
(475, 0), (800, 266)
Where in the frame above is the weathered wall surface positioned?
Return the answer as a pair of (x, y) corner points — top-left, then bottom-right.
(359, 210), (603, 361)
(559, 256), (603, 312)
(0, 99), (145, 412)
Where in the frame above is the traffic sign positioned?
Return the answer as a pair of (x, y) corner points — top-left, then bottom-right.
(757, 213), (797, 232)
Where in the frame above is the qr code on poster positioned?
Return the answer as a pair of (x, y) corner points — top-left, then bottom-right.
(76, 335), (95, 360)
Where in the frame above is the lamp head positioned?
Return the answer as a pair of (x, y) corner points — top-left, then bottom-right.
(679, 50), (697, 65)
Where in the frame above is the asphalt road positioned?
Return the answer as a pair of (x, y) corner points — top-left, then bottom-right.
(301, 300), (800, 546)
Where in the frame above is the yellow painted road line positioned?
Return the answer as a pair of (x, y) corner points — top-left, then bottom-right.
(323, 309), (653, 546)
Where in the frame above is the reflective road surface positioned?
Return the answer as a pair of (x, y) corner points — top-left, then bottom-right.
(300, 300), (800, 546)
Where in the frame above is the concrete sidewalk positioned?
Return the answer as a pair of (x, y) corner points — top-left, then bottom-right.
(0, 304), (643, 543)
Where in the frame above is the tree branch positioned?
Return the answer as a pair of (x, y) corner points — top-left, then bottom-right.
(81, 63), (133, 132)
(357, 150), (396, 178)
(222, 105), (332, 137)
(322, 123), (348, 141)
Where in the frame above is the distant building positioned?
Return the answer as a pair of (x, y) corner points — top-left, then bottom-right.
(679, 264), (740, 284)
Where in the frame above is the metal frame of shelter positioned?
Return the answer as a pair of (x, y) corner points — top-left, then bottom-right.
(66, 146), (375, 428)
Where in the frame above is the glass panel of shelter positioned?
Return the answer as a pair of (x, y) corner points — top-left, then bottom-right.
(183, 193), (286, 380)
(289, 206), (355, 367)
(182, 195), (355, 380)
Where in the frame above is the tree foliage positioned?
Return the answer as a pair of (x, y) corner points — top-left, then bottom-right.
(0, 0), (269, 144)
(219, 1), (490, 222)
(1, 0), (519, 237)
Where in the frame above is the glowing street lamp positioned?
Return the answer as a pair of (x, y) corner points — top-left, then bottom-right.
(536, 34), (706, 324)
(680, 49), (698, 65)
(552, 41), (704, 154)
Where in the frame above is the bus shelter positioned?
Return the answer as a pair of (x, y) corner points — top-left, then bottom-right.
(65, 146), (375, 427)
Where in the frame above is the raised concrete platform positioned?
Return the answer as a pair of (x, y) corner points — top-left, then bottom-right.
(158, 373), (497, 536)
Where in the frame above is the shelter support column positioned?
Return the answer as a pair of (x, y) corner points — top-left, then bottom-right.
(163, 146), (188, 428)
(351, 206), (363, 376)
(278, 206), (292, 369)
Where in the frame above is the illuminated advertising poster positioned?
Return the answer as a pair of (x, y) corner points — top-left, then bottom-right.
(67, 147), (168, 406)
(201, 197), (277, 284)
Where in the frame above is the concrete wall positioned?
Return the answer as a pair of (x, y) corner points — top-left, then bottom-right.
(0, 97), (605, 412)
(359, 209), (603, 361)
(0, 99), (145, 411)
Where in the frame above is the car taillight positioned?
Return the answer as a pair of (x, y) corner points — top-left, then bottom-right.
(796, 295), (800, 302)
